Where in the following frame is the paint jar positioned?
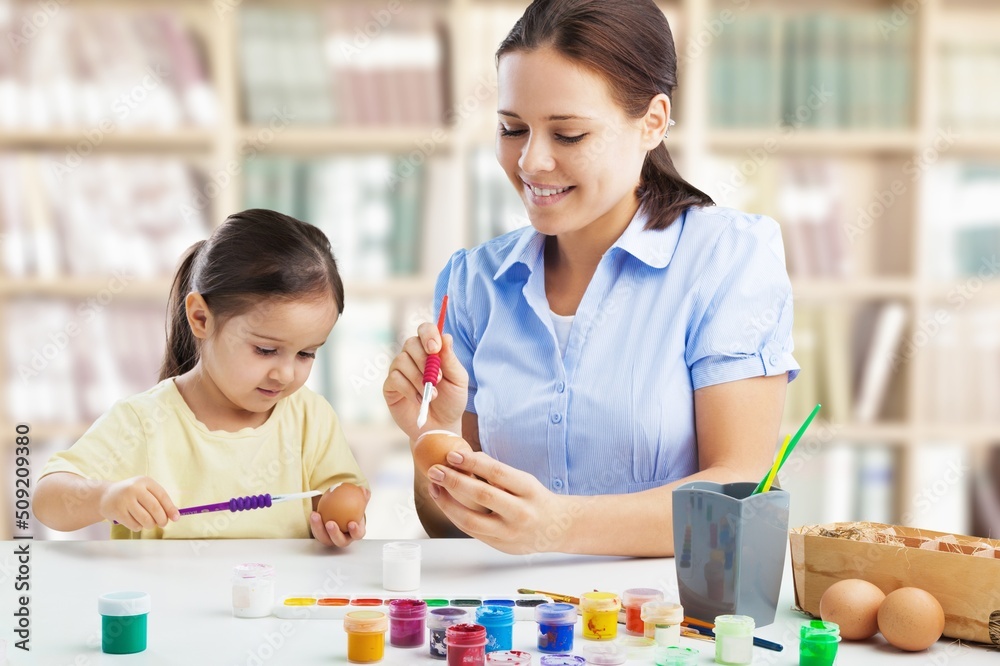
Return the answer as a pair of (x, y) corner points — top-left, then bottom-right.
(799, 620), (841, 666)
(428, 607), (469, 659)
(98, 591), (150, 655)
(539, 656), (586, 666)
(713, 614), (754, 665)
(580, 591), (621, 641)
(641, 601), (684, 647)
(621, 588), (663, 635)
(619, 635), (656, 660)
(231, 563), (275, 618)
(486, 650), (533, 664)
(582, 641), (627, 665)
(653, 645), (700, 666)
(446, 623), (488, 666)
(383, 541), (421, 591)
(535, 602), (577, 653)
(344, 610), (388, 663)
(388, 598), (427, 648)
(476, 605), (515, 652)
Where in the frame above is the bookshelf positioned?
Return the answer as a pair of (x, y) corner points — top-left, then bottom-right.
(1, 0), (997, 540)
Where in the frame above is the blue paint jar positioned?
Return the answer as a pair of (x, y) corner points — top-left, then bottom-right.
(534, 602), (577, 653)
(475, 605), (515, 653)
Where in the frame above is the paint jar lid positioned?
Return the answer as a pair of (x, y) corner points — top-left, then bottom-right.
(534, 602), (577, 625)
(383, 541), (421, 562)
(622, 587), (663, 607)
(427, 607), (469, 629)
(98, 591), (151, 617)
(580, 591), (621, 612)
(653, 646), (700, 666)
(486, 650), (534, 664)
(475, 604), (515, 626)
(641, 601), (684, 624)
(619, 635), (656, 659)
(582, 641), (627, 665)
(800, 619), (840, 639)
(233, 563), (275, 580)
(445, 623), (488, 648)
(539, 656), (586, 666)
(343, 610), (388, 633)
(388, 598), (427, 619)
(713, 614), (754, 637)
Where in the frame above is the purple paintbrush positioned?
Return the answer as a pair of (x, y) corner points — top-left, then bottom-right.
(114, 490), (321, 524)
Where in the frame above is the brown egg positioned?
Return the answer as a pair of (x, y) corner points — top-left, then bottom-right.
(412, 430), (474, 478)
(317, 483), (368, 533)
(819, 578), (885, 640)
(877, 587), (945, 651)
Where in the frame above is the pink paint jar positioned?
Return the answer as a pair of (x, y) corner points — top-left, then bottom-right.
(446, 623), (487, 666)
(388, 598), (427, 648)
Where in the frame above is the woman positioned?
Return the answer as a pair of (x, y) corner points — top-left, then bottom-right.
(383, 0), (798, 557)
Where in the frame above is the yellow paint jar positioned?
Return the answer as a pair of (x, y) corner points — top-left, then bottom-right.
(581, 591), (621, 641)
(344, 610), (388, 663)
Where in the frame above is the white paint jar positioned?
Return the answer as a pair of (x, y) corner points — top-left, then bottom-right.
(232, 563), (275, 618)
(382, 542), (421, 591)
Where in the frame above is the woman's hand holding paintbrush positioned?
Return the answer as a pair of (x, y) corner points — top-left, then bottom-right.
(383, 297), (469, 441)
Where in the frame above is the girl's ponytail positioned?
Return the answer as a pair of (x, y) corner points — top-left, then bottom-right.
(638, 143), (714, 230)
(158, 240), (205, 381)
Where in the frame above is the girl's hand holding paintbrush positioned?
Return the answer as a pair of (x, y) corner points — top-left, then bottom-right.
(100, 475), (181, 532)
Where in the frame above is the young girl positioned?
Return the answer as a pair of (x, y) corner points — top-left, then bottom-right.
(35, 210), (369, 545)
(384, 0), (798, 556)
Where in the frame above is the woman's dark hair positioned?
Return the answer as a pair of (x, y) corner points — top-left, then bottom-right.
(159, 209), (344, 381)
(496, 0), (714, 228)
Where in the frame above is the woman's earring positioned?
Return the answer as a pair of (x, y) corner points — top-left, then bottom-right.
(664, 118), (676, 139)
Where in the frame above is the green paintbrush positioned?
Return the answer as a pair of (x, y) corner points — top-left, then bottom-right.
(751, 403), (822, 495)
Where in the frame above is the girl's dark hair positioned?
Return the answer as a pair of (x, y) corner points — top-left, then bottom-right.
(158, 209), (344, 381)
(496, 0), (714, 229)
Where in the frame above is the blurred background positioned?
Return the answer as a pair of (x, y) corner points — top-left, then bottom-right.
(1, 0), (998, 541)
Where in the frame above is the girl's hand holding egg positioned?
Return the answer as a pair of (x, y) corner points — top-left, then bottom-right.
(310, 482), (370, 547)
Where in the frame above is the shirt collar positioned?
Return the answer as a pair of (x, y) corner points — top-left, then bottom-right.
(492, 205), (686, 280)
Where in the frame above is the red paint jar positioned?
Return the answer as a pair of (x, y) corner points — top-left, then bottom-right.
(621, 588), (663, 635)
(446, 623), (487, 666)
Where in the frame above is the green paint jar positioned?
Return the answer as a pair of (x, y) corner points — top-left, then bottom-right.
(99, 591), (150, 654)
(799, 620), (841, 666)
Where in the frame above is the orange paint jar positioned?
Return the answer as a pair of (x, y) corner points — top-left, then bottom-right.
(344, 610), (388, 663)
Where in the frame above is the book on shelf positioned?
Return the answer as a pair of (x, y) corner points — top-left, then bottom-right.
(0, 154), (210, 279)
(0, 6), (216, 130)
(852, 301), (908, 424)
(940, 42), (1000, 131)
(6, 300), (165, 426)
(713, 10), (913, 130)
(923, 161), (1000, 280)
(240, 5), (447, 127)
(244, 154), (461, 280)
(470, 147), (529, 245)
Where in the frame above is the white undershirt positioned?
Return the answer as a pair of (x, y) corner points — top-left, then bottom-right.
(550, 310), (575, 358)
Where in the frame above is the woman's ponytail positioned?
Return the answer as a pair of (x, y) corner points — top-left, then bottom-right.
(638, 143), (714, 230)
(158, 240), (205, 381)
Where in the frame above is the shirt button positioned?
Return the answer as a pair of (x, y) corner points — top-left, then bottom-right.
(551, 413), (562, 424)
(769, 355), (780, 366)
(552, 479), (564, 490)
(556, 381), (565, 393)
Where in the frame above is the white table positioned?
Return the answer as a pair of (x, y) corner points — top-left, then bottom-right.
(1, 538), (996, 664)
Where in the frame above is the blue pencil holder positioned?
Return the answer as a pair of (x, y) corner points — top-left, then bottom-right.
(476, 605), (515, 653)
(672, 481), (789, 627)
